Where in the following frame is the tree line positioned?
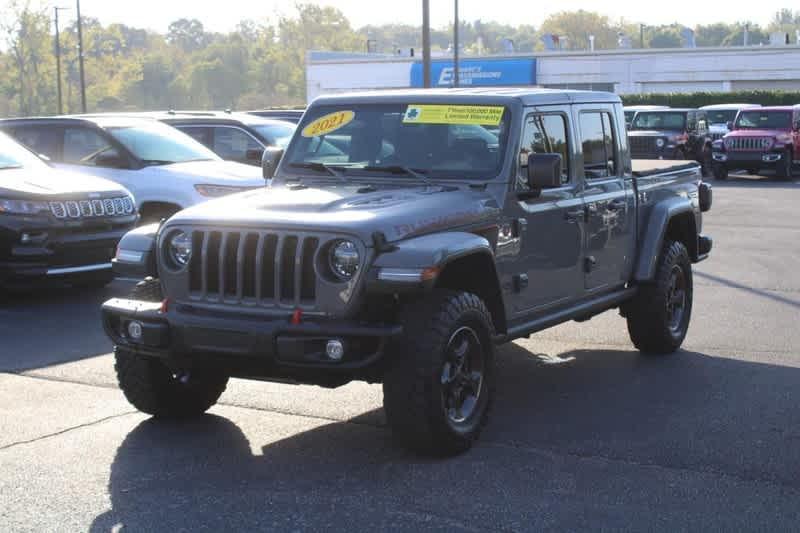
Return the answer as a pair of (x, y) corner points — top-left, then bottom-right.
(2, 0), (799, 117)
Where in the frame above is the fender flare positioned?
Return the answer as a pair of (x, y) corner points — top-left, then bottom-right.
(112, 223), (160, 279)
(634, 197), (697, 282)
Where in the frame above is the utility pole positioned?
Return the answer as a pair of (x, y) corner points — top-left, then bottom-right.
(640, 24), (645, 49)
(453, 0), (460, 87)
(54, 7), (69, 115)
(422, 0), (431, 88)
(76, 0), (87, 113)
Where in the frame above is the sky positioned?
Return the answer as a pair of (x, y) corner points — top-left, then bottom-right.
(3, 0), (793, 33)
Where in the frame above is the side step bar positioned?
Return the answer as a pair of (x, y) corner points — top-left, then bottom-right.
(496, 287), (637, 344)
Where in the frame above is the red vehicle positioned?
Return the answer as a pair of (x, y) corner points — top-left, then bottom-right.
(711, 106), (800, 180)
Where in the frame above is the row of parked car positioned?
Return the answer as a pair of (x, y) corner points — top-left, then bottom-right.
(0, 109), (302, 291)
(624, 103), (800, 180)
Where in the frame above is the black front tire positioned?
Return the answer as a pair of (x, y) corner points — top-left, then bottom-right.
(114, 277), (228, 418)
(776, 150), (793, 180)
(625, 240), (693, 355)
(383, 290), (495, 456)
(712, 164), (728, 180)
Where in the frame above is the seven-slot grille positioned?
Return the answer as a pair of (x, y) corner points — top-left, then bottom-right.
(711, 132), (725, 141)
(725, 137), (772, 151)
(188, 230), (321, 307)
(629, 136), (661, 155)
(49, 196), (134, 219)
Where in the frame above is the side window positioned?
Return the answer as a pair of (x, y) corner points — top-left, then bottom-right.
(518, 113), (569, 189)
(63, 127), (120, 166)
(212, 127), (262, 162)
(579, 112), (617, 179)
(9, 127), (61, 160)
(178, 126), (212, 148)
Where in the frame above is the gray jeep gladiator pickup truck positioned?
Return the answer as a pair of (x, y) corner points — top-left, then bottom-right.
(102, 89), (713, 456)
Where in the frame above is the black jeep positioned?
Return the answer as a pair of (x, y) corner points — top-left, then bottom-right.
(628, 109), (713, 176)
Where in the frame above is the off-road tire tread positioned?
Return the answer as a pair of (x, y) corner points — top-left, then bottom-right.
(383, 290), (495, 456)
(114, 277), (228, 418)
(626, 240), (692, 355)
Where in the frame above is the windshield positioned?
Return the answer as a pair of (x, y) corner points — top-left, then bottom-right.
(705, 110), (740, 125)
(735, 111), (792, 130)
(630, 112), (686, 131)
(282, 103), (509, 180)
(0, 132), (49, 170)
(108, 122), (220, 164)
(252, 123), (295, 148)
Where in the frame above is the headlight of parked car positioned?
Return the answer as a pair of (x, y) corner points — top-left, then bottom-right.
(656, 138), (666, 148)
(166, 230), (192, 268)
(0, 198), (49, 215)
(194, 184), (254, 197)
(329, 240), (360, 280)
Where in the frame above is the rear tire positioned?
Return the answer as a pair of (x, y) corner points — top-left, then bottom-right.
(712, 164), (728, 180)
(114, 277), (228, 417)
(625, 240), (693, 355)
(383, 290), (495, 456)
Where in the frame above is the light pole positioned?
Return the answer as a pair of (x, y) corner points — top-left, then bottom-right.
(53, 6), (69, 115)
(422, 0), (431, 87)
(453, 0), (459, 87)
(76, 0), (87, 113)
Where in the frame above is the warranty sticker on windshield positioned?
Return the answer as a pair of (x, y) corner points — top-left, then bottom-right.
(301, 110), (355, 137)
(403, 105), (504, 126)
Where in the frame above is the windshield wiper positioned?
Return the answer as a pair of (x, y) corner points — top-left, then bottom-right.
(0, 165), (23, 170)
(141, 159), (175, 166)
(362, 165), (432, 186)
(289, 162), (348, 182)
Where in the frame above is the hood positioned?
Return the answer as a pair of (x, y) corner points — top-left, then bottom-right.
(152, 160), (263, 185)
(726, 129), (785, 138)
(168, 182), (501, 245)
(0, 166), (127, 198)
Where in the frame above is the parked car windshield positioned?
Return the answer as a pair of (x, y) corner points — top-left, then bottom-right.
(0, 132), (48, 170)
(735, 110), (792, 130)
(630, 112), (686, 131)
(282, 103), (509, 180)
(705, 110), (740, 125)
(252, 123), (295, 148)
(107, 122), (220, 164)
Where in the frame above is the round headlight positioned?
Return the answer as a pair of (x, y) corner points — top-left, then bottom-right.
(329, 240), (360, 280)
(168, 231), (192, 268)
(656, 138), (666, 148)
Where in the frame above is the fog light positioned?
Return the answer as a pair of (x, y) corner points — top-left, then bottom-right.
(20, 233), (32, 244)
(326, 339), (344, 361)
(127, 321), (143, 341)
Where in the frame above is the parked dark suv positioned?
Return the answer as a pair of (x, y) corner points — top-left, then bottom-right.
(628, 109), (712, 175)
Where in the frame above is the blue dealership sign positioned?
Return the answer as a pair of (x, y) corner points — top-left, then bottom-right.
(410, 58), (536, 88)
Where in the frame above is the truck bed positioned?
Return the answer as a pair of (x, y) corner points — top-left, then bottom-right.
(632, 159), (700, 178)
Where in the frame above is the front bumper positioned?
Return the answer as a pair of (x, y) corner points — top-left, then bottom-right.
(712, 151), (786, 168)
(0, 214), (135, 285)
(101, 298), (402, 371)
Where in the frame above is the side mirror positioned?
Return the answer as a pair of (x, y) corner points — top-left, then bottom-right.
(261, 147), (284, 181)
(246, 148), (264, 162)
(726, 121), (735, 131)
(526, 153), (562, 190)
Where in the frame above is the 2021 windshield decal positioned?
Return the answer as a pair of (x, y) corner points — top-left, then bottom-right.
(301, 110), (356, 138)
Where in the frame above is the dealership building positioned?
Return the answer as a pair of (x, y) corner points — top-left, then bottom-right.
(306, 45), (800, 102)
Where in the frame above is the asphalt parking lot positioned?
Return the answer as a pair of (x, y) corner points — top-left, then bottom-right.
(2, 172), (799, 532)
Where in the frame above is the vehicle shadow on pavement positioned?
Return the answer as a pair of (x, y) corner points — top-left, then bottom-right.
(89, 344), (800, 531)
(709, 173), (800, 188)
(695, 271), (800, 309)
(0, 280), (134, 372)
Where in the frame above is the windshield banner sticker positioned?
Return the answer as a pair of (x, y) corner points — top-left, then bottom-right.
(402, 105), (504, 126)
(301, 110), (355, 138)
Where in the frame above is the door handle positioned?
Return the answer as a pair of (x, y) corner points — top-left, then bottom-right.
(607, 199), (627, 211)
(565, 208), (585, 222)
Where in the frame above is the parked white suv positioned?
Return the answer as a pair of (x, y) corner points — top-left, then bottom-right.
(0, 116), (265, 223)
(699, 103), (761, 141)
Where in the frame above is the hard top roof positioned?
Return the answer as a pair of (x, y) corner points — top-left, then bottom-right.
(699, 103), (761, 110)
(0, 112), (293, 129)
(742, 106), (799, 112)
(0, 114), (163, 129)
(311, 87), (620, 107)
